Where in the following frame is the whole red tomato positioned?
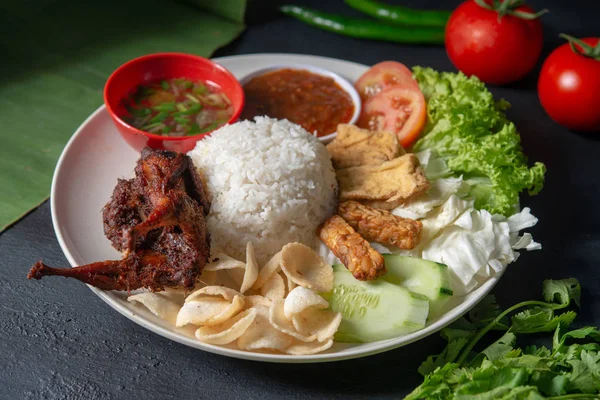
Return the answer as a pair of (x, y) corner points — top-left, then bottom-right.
(445, 0), (544, 85)
(538, 36), (600, 132)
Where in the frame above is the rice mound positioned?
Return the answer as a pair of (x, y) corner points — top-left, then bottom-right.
(188, 117), (337, 265)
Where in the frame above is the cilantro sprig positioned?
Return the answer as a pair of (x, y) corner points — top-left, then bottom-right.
(406, 278), (600, 399)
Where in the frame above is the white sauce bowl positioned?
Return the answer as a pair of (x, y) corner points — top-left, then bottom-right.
(239, 64), (362, 143)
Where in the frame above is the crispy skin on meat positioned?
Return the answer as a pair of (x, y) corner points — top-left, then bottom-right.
(338, 201), (422, 250)
(102, 178), (153, 252)
(337, 153), (430, 210)
(28, 147), (210, 291)
(318, 215), (385, 281)
(327, 124), (404, 169)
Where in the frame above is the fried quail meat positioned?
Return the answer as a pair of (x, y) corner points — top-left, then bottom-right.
(338, 201), (422, 250)
(318, 215), (386, 281)
(326, 124), (405, 169)
(336, 153), (430, 210)
(28, 147), (211, 291)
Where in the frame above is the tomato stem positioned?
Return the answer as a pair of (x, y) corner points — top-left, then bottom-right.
(560, 34), (600, 61)
(473, 0), (548, 21)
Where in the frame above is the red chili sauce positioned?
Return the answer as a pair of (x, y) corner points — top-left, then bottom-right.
(241, 69), (355, 136)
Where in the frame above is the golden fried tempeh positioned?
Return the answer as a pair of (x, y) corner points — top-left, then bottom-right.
(318, 215), (386, 281)
(338, 201), (422, 250)
(336, 153), (430, 210)
(326, 124), (404, 169)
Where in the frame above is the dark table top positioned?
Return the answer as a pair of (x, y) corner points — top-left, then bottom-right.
(2, 1), (599, 399)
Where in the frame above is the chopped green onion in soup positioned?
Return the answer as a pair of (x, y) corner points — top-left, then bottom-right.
(121, 77), (233, 136)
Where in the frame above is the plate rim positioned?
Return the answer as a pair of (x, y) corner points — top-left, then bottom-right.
(51, 53), (503, 363)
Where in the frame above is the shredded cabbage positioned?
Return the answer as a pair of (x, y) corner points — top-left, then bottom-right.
(412, 67), (546, 216)
(387, 151), (541, 295)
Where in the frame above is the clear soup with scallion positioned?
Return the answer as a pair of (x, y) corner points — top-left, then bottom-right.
(121, 78), (233, 136)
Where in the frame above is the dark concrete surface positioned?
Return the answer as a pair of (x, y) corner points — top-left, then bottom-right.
(1, 1), (599, 399)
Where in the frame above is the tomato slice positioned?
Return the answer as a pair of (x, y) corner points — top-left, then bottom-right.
(354, 61), (419, 101)
(357, 86), (426, 148)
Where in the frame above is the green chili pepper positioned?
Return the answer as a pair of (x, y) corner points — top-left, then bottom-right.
(344, 0), (450, 28)
(280, 5), (445, 44)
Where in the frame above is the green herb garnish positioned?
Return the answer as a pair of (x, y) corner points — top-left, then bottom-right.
(152, 102), (176, 112)
(173, 102), (202, 116)
(406, 278), (600, 399)
(148, 111), (169, 124)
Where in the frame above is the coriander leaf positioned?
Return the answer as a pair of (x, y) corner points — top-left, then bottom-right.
(481, 332), (517, 362)
(441, 295), (507, 343)
(442, 326), (476, 341)
(442, 315), (479, 341)
(553, 326), (600, 355)
(562, 327), (600, 342)
(409, 277), (598, 400)
(524, 345), (551, 358)
(497, 354), (551, 370)
(566, 350), (600, 393)
(455, 385), (543, 400)
(419, 337), (470, 376)
(556, 343), (600, 365)
(531, 371), (569, 396)
(470, 295), (503, 326)
(512, 308), (577, 334)
(405, 363), (459, 400)
(553, 324), (566, 354)
(454, 365), (531, 398)
(543, 278), (581, 308)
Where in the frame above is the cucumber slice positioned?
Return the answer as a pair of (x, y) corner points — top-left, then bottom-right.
(382, 254), (453, 318)
(326, 265), (429, 343)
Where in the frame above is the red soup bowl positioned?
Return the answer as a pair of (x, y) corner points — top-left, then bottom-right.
(104, 53), (244, 153)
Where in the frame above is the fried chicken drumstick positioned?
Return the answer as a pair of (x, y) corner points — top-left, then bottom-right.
(28, 147), (211, 291)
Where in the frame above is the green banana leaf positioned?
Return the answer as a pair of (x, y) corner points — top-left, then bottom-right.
(0, 0), (246, 232)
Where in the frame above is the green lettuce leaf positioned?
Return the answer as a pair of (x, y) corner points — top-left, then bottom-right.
(412, 67), (546, 216)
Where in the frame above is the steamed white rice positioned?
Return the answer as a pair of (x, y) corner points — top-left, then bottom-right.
(188, 117), (337, 264)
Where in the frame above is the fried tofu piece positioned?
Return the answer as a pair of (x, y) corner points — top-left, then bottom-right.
(337, 153), (430, 210)
(318, 215), (386, 281)
(327, 124), (405, 169)
(338, 201), (422, 250)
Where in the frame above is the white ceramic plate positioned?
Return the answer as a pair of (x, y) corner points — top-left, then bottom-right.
(52, 53), (503, 363)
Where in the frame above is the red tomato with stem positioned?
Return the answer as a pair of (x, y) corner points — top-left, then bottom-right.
(445, 0), (545, 85)
(538, 35), (600, 132)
